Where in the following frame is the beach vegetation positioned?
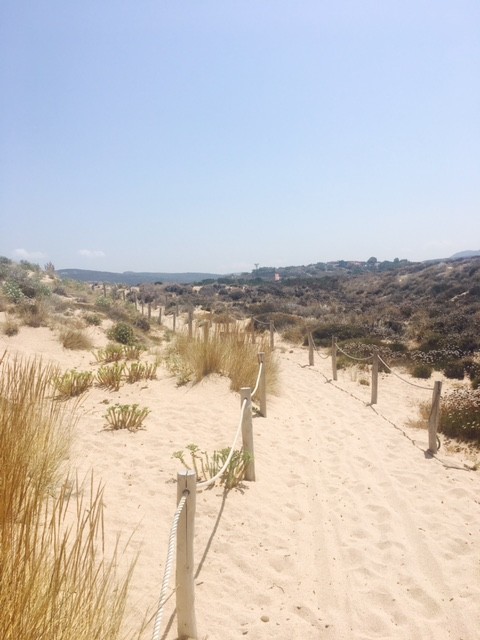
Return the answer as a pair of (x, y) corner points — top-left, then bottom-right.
(173, 443), (253, 489)
(104, 403), (150, 431)
(53, 369), (94, 398)
(108, 321), (135, 345)
(0, 355), (138, 640)
(124, 361), (157, 383)
(96, 363), (125, 391)
(60, 327), (93, 350)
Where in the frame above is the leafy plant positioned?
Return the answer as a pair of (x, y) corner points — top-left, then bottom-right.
(104, 404), (150, 431)
(108, 321), (135, 345)
(123, 344), (144, 360)
(84, 312), (102, 326)
(96, 363), (125, 391)
(173, 443), (253, 489)
(93, 343), (125, 363)
(124, 362), (157, 383)
(53, 370), (94, 398)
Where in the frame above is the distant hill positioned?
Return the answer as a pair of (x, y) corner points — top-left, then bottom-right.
(57, 269), (223, 285)
(449, 250), (480, 260)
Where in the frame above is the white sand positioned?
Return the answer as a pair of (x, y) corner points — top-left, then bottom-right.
(1, 325), (479, 639)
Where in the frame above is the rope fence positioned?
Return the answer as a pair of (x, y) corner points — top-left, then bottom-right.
(151, 355), (266, 640)
(304, 333), (442, 457)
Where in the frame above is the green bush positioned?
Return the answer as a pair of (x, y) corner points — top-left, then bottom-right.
(108, 322), (135, 345)
(440, 388), (480, 443)
(443, 361), (465, 380)
(411, 363), (433, 379)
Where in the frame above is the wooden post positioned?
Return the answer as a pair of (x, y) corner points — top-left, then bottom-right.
(269, 321), (274, 350)
(158, 306), (162, 325)
(147, 302), (152, 320)
(371, 351), (379, 405)
(203, 322), (209, 343)
(134, 294), (138, 311)
(308, 332), (314, 366)
(250, 317), (255, 344)
(103, 283), (106, 297)
(257, 352), (267, 417)
(176, 302), (180, 316)
(428, 381), (442, 454)
(188, 307), (193, 338)
(122, 289), (126, 301)
(240, 388), (255, 481)
(176, 470), (198, 639)
(141, 301), (145, 316)
(172, 311), (176, 333)
(332, 336), (337, 381)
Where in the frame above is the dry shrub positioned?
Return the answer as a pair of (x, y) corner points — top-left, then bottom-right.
(166, 328), (278, 392)
(0, 356), (140, 639)
(440, 388), (480, 443)
(2, 315), (19, 336)
(61, 328), (93, 350)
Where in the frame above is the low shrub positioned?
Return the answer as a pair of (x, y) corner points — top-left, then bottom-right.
(61, 328), (93, 350)
(108, 322), (135, 345)
(123, 344), (144, 360)
(53, 370), (94, 398)
(440, 388), (480, 443)
(411, 363), (433, 379)
(104, 404), (149, 431)
(96, 363), (125, 391)
(93, 343), (124, 363)
(443, 360), (465, 380)
(133, 316), (150, 332)
(124, 362), (157, 383)
(2, 316), (19, 336)
(173, 443), (253, 489)
(84, 312), (102, 326)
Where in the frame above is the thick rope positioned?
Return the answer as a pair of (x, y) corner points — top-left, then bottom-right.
(151, 493), (188, 640)
(311, 341), (329, 360)
(377, 355), (435, 391)
(336, 344), (374, 362)
(196, 398), (248, 491)
(251, 361), (264, 397)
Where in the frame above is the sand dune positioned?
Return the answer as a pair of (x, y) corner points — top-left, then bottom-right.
(1, 326), (479, 639)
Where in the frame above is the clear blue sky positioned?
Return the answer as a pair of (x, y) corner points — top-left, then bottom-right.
(1, 1), (479, 274)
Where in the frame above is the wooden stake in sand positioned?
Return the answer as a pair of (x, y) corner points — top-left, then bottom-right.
(308, 332), (314, 366)
(428, 381), (442, 454)
(332, 336), (338, 381)
(257, 352), (267, 418)
(176, 471), (198, 639)
(371, 351), (379, 405)
(240, 388), (256, 481)
(270, 320), (275, 350)
(188, 307), (193, 338)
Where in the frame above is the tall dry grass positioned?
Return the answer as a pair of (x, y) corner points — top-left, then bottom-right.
(166, 326), (278, 392)
(0, 355), (141, 640)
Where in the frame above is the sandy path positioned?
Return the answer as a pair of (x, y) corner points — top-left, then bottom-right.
(1, 327), (478, 639)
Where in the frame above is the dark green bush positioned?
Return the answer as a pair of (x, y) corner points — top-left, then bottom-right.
(108, 322), (135, 345)
(443, 361), (465, 380)
(411, 363), (433, 379)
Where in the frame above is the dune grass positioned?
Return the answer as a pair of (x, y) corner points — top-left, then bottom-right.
(0, 355), (140, 640)
(165, 326), (278, 392)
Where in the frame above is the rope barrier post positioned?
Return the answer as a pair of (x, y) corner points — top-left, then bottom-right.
(240, 388), (256, 481)
(203, 322), (209, 343)
(176, 470), (198, 640)
(371, 351), (379, 405)
(148, 302), (152, 320)
(158, 306), (162, 325)
(332, 336), (338, 381)
(308, 332), (314, 366)
(188, 307), (193, 338)
(428, 381), (442, 454)
(269, 321), (274, 350)
(172, 311), (177, 333)
(257, 352), (267, 417)
(251, 317), (255, 344)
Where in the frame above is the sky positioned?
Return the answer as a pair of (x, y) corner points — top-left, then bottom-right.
(1, 1), (479, 274)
